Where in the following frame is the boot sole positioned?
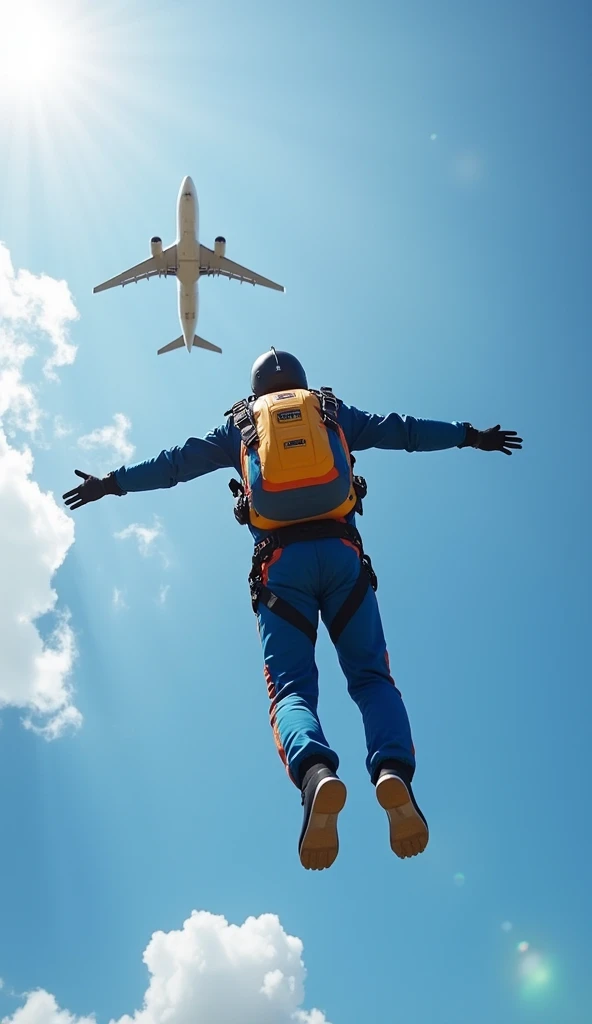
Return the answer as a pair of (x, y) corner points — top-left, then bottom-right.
(376, 774), (429, 859)
(299, 777), (347, 871)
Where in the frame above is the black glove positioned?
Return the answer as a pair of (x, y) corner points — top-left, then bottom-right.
(62, 470), (124, 510)
(459, 424), (523, 456)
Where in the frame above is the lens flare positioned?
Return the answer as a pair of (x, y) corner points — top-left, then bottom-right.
(453, 872), (465, 887)
(519, 950), (552, 997)
(501, 921), (513, 933)
(517, 941), (529, 953)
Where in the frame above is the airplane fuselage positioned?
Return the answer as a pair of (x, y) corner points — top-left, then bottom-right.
(93, 173), (284, 356)
(175, 176), (200, 351)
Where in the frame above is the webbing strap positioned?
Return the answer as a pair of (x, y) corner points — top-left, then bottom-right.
(312, 387), (339, 431)
(328, 566), (371, 645)
(253, 519), (362, 562)
(229, 399), (258, 448)
(257, 585), (318, 645)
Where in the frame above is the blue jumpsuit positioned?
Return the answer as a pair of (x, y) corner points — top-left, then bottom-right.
(114, 403), (466, 787)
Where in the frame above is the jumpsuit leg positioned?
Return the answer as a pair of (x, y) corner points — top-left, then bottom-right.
(318, 539), (416, 782)
(256, 542), (339, 786)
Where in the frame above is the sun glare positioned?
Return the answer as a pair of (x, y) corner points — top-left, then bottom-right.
(0, 0), (189, 245)
(0, 7), (72, 96)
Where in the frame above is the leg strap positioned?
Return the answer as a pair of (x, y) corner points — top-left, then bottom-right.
(250, 521), (376, 647)
(328, 565), (371, 644)
(257, 584), (318, 645)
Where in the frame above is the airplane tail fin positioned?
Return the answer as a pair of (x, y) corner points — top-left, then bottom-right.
(193, 335), (222, 354)
(157, 336), (185, 355)
(157, 335), (222, 356)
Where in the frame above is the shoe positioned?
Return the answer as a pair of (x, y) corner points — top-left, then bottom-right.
(298, 764), (347, 871)
(375, 763), (429, 859)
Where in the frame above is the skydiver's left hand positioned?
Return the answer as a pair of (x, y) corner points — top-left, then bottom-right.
(461, 424), (523, 456)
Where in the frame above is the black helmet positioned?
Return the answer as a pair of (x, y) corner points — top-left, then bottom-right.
(251, 348), (308, 397)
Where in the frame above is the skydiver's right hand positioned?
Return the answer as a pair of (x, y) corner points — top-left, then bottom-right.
(62, 470), (124, 511)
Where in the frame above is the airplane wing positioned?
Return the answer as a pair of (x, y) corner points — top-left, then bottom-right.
(93, 245), (178, 293)
(199, 245), (284, 292)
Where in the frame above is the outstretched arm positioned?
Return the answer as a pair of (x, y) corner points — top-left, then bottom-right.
(62, 420), (237, 511)
(339, 404), (466, 452)
(339, 404), (522, 455)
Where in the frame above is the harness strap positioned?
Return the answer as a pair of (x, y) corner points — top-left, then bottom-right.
(253, 518), (363, 562)
(256, 585), (318, 645)
(312, 389), (366, 513)
(228, 398), (258, 448)
(311, 386), (339, 432)
(328, 563), (371, 645)
(249, 518), (377, 644)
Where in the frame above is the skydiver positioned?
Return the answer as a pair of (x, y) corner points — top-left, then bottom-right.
(63, 350), (522, 871)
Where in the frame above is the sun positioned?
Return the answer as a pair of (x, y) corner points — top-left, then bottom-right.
(0, 4), (74, 97)
(0, 0), (189, 244)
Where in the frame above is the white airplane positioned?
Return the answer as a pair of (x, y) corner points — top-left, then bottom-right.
(93, 175), (285, 355)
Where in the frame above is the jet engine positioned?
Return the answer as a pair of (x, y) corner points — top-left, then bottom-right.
(214, 236), (226, 257)
(151, 236), (163, 257)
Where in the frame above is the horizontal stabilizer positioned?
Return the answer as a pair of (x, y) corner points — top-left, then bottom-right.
(193, 335), (222, 354)
(157, 335), (223, 356)
(157, 336), (186, 355)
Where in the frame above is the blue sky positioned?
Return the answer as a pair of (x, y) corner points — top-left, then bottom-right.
(0, 1), (590, 1022)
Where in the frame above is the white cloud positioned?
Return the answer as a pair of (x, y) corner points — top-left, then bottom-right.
(0, 245), (81, 738)
(78, 413), (134, 465)
(53, 415), (73, 439)
(2, 990), (95, 1024)
(115, 517), (162, 557)
(157, 584), (170, 606)
(0, 432), (80, 736)
(1, 912), (331, 1024)
(0, 361), (40, 434)
(112, 588), (127, 611)
(0, 242), (78, 380)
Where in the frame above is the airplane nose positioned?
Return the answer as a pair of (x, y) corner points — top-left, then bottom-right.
(181, 175), (195, 194)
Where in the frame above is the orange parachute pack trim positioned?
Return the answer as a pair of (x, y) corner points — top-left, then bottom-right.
(235, 388), (357, 531)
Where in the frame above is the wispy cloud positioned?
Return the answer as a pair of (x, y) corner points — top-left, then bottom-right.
(115, 516), (163, 557)
(78, 412), (134, 464)
(157, 584), (170, 606)
(112, 587), (127, 611)
(0, 244), (81, 738)
(53, 415), (73, 439)
(1, 911), (332, 1024)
